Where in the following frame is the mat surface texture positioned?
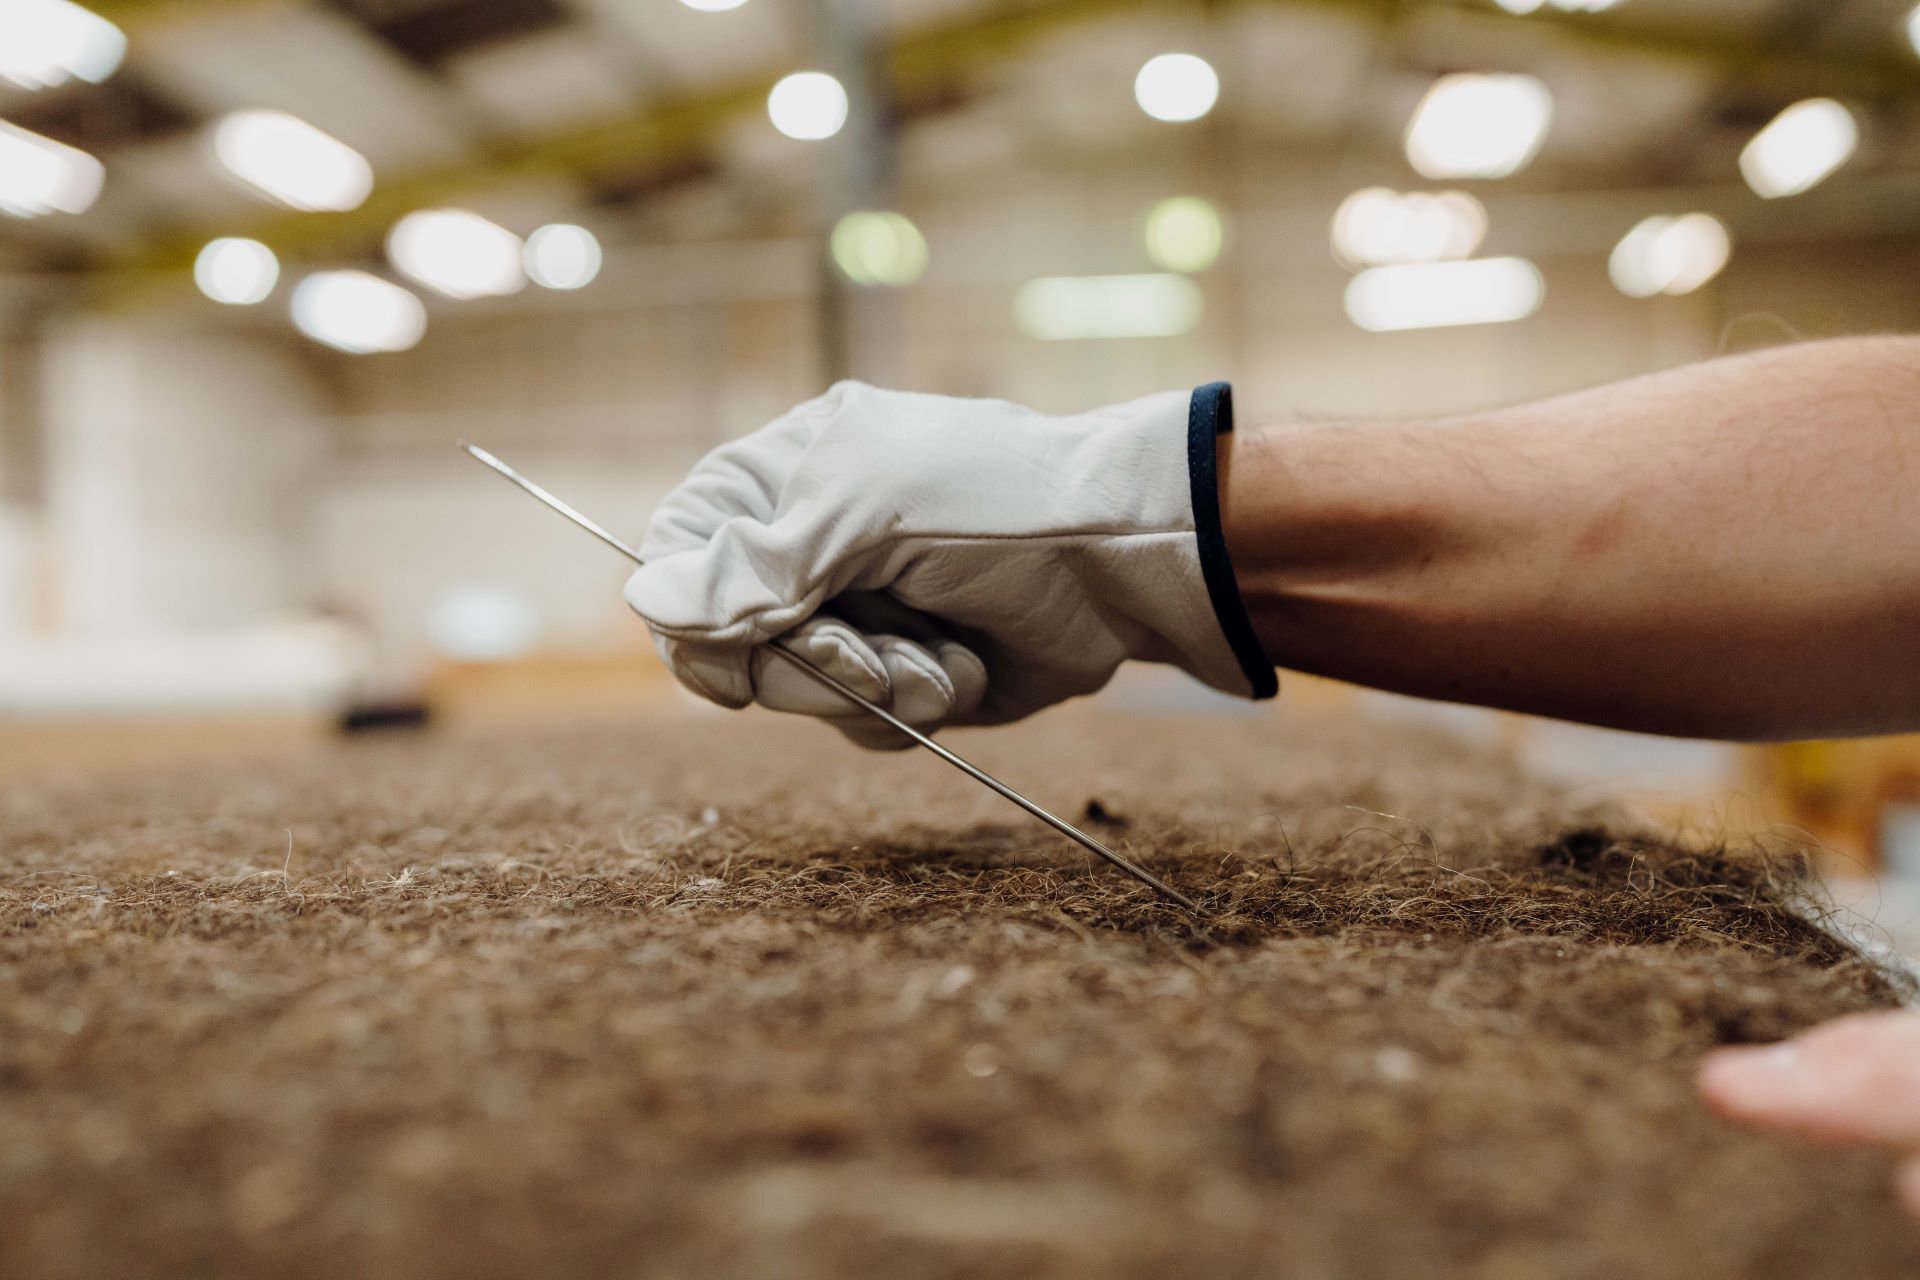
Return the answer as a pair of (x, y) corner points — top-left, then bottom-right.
(2, 709), (1916, 1278)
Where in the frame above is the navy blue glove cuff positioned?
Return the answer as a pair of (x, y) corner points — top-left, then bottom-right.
(1187, 381), (1279, 701)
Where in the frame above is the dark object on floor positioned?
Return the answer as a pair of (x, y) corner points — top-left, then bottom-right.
(337, 700), (432, 735)
(1, 710), (1915, 1279)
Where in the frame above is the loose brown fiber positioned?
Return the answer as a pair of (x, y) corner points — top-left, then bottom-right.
(1, 709), (1915, 1279)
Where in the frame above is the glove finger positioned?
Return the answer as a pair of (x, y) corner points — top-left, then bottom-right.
(817, 634), (990, 752)
(651, 632), (753, 709)
(928, 636), (989, 721)
(749, 615), (891, 716)
(822, 593), (988, 720)
(626, 515), (824, 644)
(829, 715), (919, 752)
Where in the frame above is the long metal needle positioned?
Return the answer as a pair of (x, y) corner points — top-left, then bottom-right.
(461, 441), (1199, 912)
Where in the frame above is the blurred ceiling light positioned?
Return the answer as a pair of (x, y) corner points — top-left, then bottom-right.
(1740, 98), (1857, 199)
(0, 120), (103, 218)
(194, 237), (280, 306)
(212, 110), (373, 212)
(1015, 274), (1203, 341)
(1909, 5), (1920, 57)
(1143, 196), (1225, 273)
(1134, 53), (1219, 123)
(387, 209), (525, 300)
(1404, 73), (1553, 180)
(1492, 0), (1624, 12)
(1608, 213), (1730, 298)
(679, 0), (748, 9)
(524, 223), (603, 290)
(1331, 187), (1487, 269)
(1345, 257), (1544, 332)
(767, 71), (848, 140)
(291, 271), (426, 355)
(0, 0), (125, 90)
(831, 211), (928, 287)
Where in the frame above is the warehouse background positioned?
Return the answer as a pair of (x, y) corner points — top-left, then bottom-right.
(5, 0), (1920, 886)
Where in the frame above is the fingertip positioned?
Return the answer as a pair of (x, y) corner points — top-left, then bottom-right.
(656, 637), (755, 710)
(778, 617), (890, 702)
(872, 637), (957, 727)
(1697, 1044), (1806, 1120)
(832, 717), (918, 752)
(933, 638), (989, 719)
(1897, 1157), (1920, 1219)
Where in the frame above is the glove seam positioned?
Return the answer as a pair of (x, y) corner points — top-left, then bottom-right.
(1187, 382), (1279, 700)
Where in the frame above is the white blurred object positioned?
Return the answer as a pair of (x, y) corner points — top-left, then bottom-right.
(0, 0), (124, 90)
(0, 619), (370, 717)
(1143, 196), (1224, 273)
(523, 223), (603, 290)
(0, 120), (103, 218)
(1331, 188), (1487, 268)
(194, 238), (280, 306)
(212, 109), (374, 212)
(0, 504), (35, 641)
(388, 209), (526, 300)
(680, 0), (748, 10)
(1134, 53), (1219, 123)
(1345, 257), (1544, 332)
(1608, 213), (1731, 298)
(1740, 98), (1857, 199)
(1404, 73), (1553, 180)
(767, 71), (848, 140)
(291, 271), (427, 354)
(1909, 5), (1920, 58)
(831, 211), (928, 286)
(428, 583), (543, 661)
(1492, 0), (1624, 12)
(1014, 274), (1202, 340)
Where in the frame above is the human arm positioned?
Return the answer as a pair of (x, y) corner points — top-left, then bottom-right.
(1221, 337), (1920, 741)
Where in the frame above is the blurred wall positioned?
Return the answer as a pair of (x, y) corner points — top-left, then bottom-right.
(38, 320), (328, 636)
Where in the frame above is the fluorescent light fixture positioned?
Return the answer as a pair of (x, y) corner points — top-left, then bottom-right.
(1331, 187), (1487, 268)
(0, 120), (103, 218)
(1404, 73), (1553, 180)
(524, 224), (603, 290)
(1015, 274), (1202, 340)
(212, 110), (373, 213)
(1493, 0), (1624, 11)
(387, 209), (525, 300)
(1143, 196), (1225, 273)
(291, 271), (427, 355)
(680, 0), (747, 9)
(1345, 257), (1544, 332)
(1609, 213), (1730, 298)
(1740, 98), (1857, 199)
(767, 71), (848, 140)
(0, 0), (125, 90)
(1134, 53), (1219, 123)
(194, 238), (280, 306)
(831, 211), (928, 287)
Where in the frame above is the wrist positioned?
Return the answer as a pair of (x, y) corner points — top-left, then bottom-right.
(1185, 383), (1278, 700)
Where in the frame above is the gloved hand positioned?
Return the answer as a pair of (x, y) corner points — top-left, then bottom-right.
(624, 380), (1275, 748)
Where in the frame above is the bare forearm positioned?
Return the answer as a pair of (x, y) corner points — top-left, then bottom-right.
(1223, 337), (1920, 740)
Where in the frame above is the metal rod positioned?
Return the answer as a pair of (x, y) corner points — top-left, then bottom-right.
(461, 441), (1199, 912)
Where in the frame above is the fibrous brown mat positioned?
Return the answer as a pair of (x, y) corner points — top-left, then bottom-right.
(3, 707), (1918, 1279)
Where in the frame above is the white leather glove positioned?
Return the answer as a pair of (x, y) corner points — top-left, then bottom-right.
(624, 380), (1275, 748)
